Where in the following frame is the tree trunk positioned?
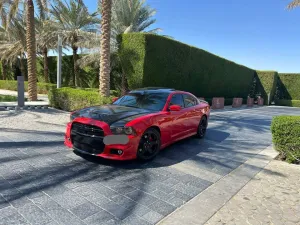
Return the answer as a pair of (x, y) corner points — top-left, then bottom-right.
(1, 61), (6, 80)
(26, 0), (37, 101)
(121, 73), (129, 95)
(72, 46), (78, 87)
(43, 47), (49, 83)
(99, 0), (112, 97)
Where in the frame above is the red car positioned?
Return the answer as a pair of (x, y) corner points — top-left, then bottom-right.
(64, 88), (210, 161)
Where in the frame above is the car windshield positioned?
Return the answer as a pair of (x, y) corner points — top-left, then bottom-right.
(112, 92), (169, 111)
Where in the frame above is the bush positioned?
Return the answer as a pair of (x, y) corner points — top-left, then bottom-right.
(277, 73), (300, 100)
(255, 71), (278, 105)
(48, 87), (115, 111)
(0, 80), (56, 94)
(0, 95), (18, 102)
(275, 99), (300, 107)
(119, 33), (255, 98)
(271, 116), (300, 164)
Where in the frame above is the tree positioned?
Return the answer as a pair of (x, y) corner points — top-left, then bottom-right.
(0, 18), (27, 79)
(99, 0), (112, 97)
(80, 0), (160, 94)
(287, 0), (300, 9)
(0, 0), (47, 101)
(48, 0), (99, 87)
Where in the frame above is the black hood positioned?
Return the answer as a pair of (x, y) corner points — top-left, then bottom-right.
(71, 105), (154, 126)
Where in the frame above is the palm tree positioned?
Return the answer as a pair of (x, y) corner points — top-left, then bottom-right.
(79, 0), (160, 94)
(0, 18), (27, 79)
(0, 0), (47, 101)
(99, 0), (112, 97)
(287, 0), (300, 9)
(47, 0), (99, 87)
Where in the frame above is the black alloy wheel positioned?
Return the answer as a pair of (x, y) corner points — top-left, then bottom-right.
(137, 128), (161, 161)
(196, 116), (208, 138)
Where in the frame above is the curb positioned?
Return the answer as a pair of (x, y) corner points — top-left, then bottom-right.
(0, 106), (49, 111)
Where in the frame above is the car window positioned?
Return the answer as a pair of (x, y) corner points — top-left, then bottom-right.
(169, 94), (184, 108)
(112, 92), (169, 111)
(183, 94), (198, 108)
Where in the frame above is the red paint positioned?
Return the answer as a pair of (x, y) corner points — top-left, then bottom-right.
(64, 90), (210, 160)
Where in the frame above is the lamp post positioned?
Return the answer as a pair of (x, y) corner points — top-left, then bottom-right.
(57, 35), (62, 88)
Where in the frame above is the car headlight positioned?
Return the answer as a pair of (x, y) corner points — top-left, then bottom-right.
(110, 126), (136, 135)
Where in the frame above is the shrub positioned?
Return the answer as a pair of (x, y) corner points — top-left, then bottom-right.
(0, 95), (18, 102)
(271, 116), (300, 164)
(255, 71), (278, 105)
(118, 33), (255, 98)
(0, 80), (56, 94)
(48, 87), (115, 111)
(275, 99), (300, 107)
(277, 73), (300, 100)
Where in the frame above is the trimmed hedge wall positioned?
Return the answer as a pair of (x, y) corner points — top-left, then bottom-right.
(271, 116), (300, 164)
(255, 71), (278, 105)
(48, 87), (115, 111)
(0, 80), (56, 94)
(277, 73), (300, 100)
(275, 99), (300, 107)
(119, 33), (255, 98)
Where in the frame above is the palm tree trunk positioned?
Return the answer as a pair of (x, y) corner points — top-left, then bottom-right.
(121, 73), (129, 95)
(99, 0), (112, 97)
(43, 47), (49, 83)
(72, 45), (78, 87)
(26, 0), (37, 101)
(1, 61), (6, 80)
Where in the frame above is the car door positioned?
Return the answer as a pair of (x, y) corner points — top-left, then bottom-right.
(167, 93), (187, 139)
(182, 94), (199, 132)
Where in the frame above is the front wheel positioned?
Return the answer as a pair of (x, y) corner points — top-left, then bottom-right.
(137, 128), (161, 161)
(196, 116), (208, 138)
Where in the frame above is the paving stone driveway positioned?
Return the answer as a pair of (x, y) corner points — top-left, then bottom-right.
(0, 106), (300, 225)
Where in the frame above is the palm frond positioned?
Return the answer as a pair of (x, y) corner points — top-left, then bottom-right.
(287, 0), (300, 10)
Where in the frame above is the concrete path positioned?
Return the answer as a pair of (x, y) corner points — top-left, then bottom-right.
(0, 89), (49, 101)
(0, 106), (299, 225)
(205, 160), (300, 225)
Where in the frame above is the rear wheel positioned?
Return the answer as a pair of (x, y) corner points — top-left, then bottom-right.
(137, 128), (161, 161)
(196, 116), (208, 138)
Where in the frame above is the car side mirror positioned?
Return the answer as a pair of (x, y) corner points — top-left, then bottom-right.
(169, 105), (181, 111)
(112, 97), (119, 103)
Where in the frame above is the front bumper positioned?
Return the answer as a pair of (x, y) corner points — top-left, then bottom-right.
(64, 118), (140, 160)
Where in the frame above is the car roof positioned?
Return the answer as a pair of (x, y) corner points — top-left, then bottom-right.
(129, 87), (176, 94)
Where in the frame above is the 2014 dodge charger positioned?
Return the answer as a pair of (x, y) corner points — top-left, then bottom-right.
(64, 87), (210, 161)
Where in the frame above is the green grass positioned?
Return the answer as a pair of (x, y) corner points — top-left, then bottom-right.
(0, 95), (18, 102)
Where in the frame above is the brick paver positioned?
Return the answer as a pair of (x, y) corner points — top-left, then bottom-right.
(205, 160), (300, 225)
(0, 106), (300, 224)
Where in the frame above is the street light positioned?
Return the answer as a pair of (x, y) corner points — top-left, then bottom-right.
(57, 35), (62, 88)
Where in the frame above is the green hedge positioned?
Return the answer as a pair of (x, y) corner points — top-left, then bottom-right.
(48, 87), (115, 111)
(0, 95), (18, 102)
(118, 33), (255, 98)
(0, 80), (56, 94)
(277, 73), (300, 100)
(275, 99), (300, 107)
(255, 71), (278, 105)
(271, 116), (300, 164)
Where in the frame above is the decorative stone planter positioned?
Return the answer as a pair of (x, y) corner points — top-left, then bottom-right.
(211, 97), (224, 109)
(247, 98), (254, 107)
(232, 98), (243, 108)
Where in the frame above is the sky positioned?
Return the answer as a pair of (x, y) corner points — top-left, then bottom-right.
(71, 0), (300, 73)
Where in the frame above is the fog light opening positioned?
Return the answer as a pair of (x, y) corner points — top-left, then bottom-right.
(117, 150), (123, 155)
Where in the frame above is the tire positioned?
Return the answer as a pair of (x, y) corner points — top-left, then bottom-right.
(196, 116), (208, 139)
(137, 128), (161, 161)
